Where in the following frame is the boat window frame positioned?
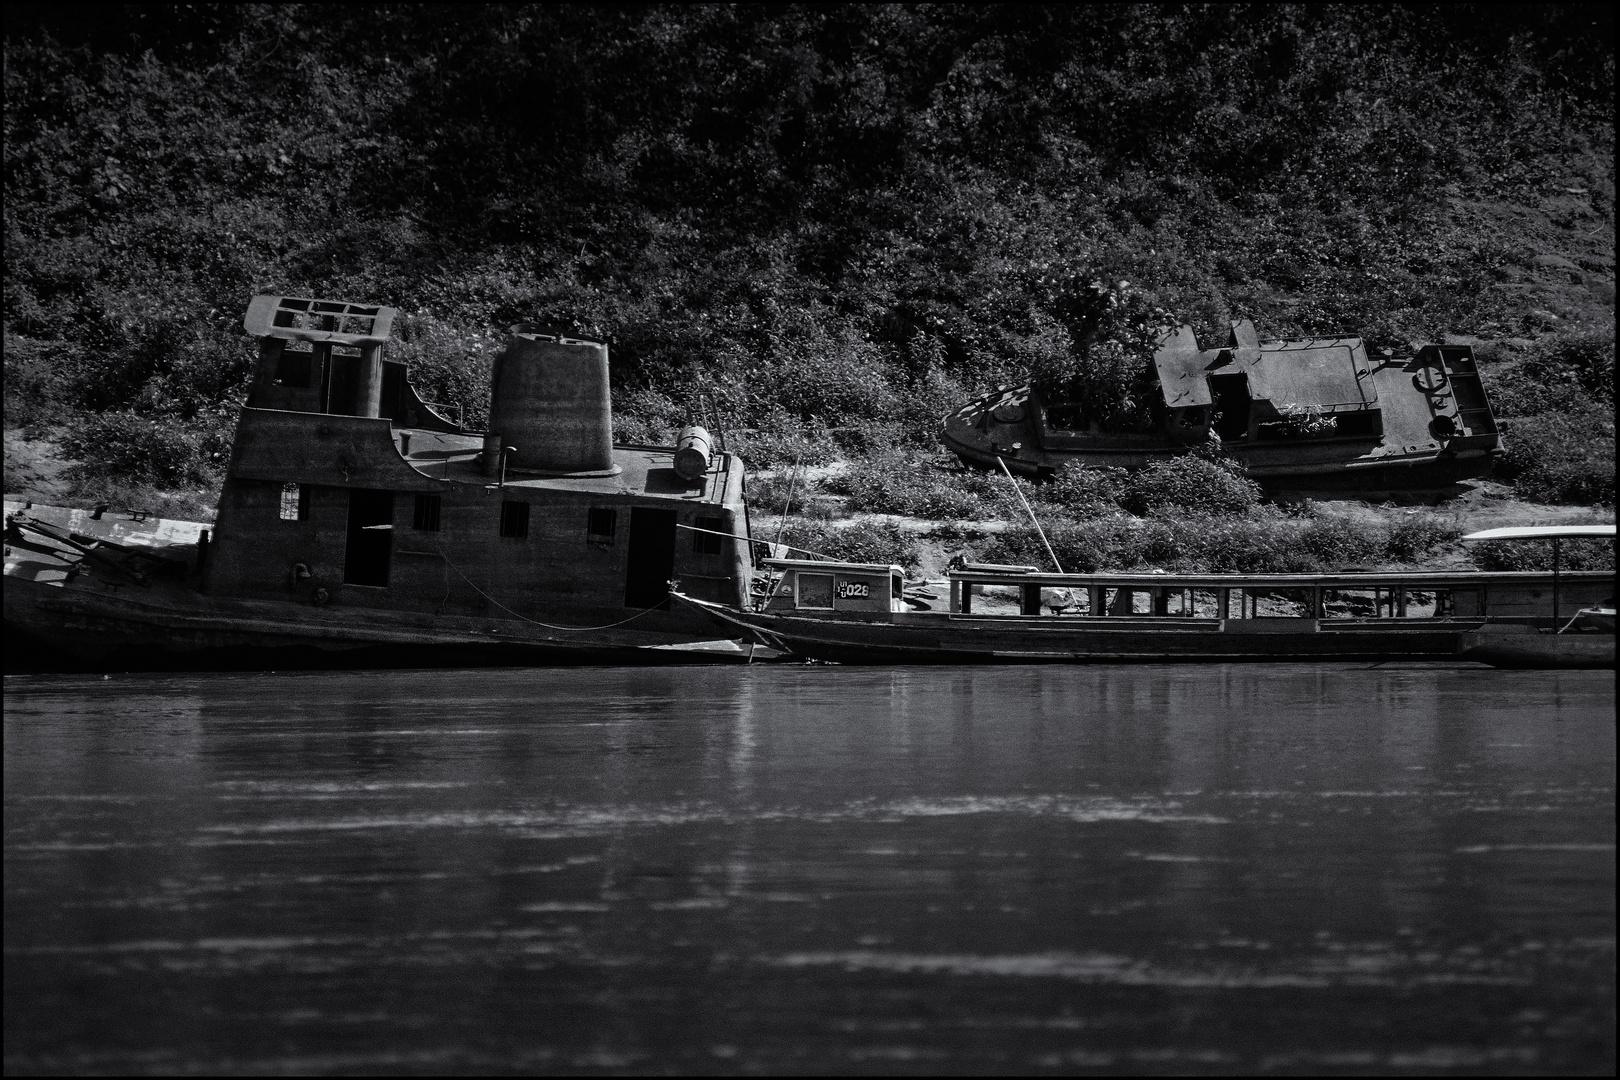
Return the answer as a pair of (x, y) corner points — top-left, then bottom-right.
(499, 499), (530, 540)
(587, 506), (617, 547)
(692, 515), (726, 555)
(796, 572), (834, 609)
(412, 492), (441, 532)
(279, 482), (310, 522)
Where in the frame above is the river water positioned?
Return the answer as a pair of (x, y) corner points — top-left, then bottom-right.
(4, 665), (1614, 1075)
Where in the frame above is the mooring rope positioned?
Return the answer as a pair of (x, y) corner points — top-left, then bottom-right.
(396, 549), (664, 632)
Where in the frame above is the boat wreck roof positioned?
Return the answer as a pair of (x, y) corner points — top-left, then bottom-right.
(244, 294), (397, 345)
(1152, 321), (1375, 412)
(1462, 525), (1616, 542)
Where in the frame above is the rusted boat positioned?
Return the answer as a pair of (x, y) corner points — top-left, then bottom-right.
(672, 557), (1614, 667)
(942, 319), (1504, 490)
(4, 295), (764, 669)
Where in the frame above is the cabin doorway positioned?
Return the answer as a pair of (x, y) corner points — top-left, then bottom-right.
(624, 508), (677, 609)
(343, 489), (394, 587)
(1208, 373), (1251, 440)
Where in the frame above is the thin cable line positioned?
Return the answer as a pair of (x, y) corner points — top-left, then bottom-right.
(397, 549), (663, 631)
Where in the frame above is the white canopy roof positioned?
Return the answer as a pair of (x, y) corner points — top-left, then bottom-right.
(1462, 525), (1616, 541)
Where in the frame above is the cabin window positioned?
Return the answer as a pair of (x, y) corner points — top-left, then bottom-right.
(499, 500), (530, 539)
(587, 507), (617, 546)
(274, 347), (314, 388)
(797, 573), (833, 609)
(413, 493), (441, 532)
(279, 483), (309, 522)
(692, 515), (726, 554)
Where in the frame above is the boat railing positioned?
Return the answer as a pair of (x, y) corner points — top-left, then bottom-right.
(420, 400), (465, 429)
(941, 567), (1614, 622)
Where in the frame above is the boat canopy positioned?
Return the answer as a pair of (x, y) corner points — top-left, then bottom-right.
(763, 557), (903, 574)
(1461, 525), (1616, 542)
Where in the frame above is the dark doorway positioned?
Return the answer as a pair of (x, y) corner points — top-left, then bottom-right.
(343, 489), (394, 587)
(325, 346), (360, 415)
(624, 507), (677, 609)
(1208, 373), (1252, 441)
(380, 360), (407, 422)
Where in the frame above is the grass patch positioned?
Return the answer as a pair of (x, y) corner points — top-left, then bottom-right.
(777, 519), (920, 570)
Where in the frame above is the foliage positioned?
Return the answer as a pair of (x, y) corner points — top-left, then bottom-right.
(824, 452), (1010, 520)
(1118, 457), (1264, 517)
(746, 471), (816, 518)
(1385, 514), (1464, 562)
(1471, 538), (1615, 572)
(59, 410), (227, 488)
(778, 519), (919, 570)
(980, 507), (1460, 574)
(1023, 276), (1173, 433)
(3, 4), (1612, 511)
(1495, 405), (1617, 506)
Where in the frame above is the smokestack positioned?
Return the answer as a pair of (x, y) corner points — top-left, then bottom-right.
(487, 326), (620, 477)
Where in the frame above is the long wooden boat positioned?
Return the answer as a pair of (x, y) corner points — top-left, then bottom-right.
(672, 558), (1615, 667)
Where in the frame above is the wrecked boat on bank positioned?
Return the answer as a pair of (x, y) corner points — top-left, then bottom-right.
(942, 320), (1504, 491)
(5, 295), (761, 669)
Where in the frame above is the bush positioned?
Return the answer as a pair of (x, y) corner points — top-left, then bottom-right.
(1031, 463), (1129, 517)
(825, 451), (1007, 520)
(1472, 538), (1615, 571)
(59, 410), (224, 488)
(612, 387), (684, 446)
(1119, 457), (1263, 516)
(979, 509), (1464, 574)
(778, 518), (920, 569)
(982, 516), (1315, 573)
(1385, 514), (1463, 562)
(1299, 516), (1388, 566)
(1496, 405), (1616, 506)
(728, 405), (842, 469)
(746, 471), (816, 517)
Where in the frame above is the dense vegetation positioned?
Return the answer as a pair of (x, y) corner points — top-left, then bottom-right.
(4, 5), (1614, 564)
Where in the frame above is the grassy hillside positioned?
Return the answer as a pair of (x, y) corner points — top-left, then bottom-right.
(4, 4), (1613, 567)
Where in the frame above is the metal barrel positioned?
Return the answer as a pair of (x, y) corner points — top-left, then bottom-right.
(673, 425), (712, 481)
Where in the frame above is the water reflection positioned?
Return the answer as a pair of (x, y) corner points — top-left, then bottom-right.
(4, 665), (1614, 1075)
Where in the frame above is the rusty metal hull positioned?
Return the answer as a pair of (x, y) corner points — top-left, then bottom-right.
(3, 570), (751, 672)
(942, 420), (1498, 490)
(4, 499), (751, 671)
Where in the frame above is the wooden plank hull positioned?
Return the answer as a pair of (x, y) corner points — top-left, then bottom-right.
(1460, 632), (1615, 670)
(673, 594), (1480, 665)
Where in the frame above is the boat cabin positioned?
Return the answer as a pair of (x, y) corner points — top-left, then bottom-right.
(204, 295), (753, 638)
(760, 558), (906, 615)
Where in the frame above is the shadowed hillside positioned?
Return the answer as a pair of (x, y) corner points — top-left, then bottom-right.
(4, 4), (1613, 566)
